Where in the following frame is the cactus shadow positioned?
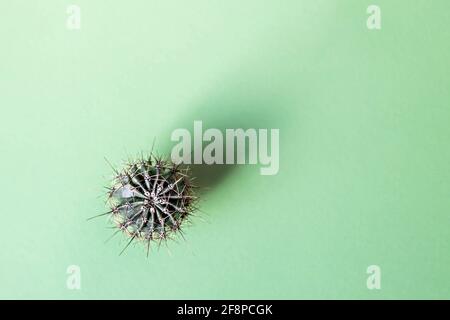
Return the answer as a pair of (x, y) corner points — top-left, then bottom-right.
(159, 88), (291, 193)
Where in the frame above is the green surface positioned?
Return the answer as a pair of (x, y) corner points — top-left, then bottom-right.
(1, 0), (450, 299)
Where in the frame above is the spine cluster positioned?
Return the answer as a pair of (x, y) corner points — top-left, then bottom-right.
(104, 155), (197, 255)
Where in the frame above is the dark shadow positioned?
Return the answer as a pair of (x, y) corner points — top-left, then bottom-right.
(152, 29), (311, 194)
(156, 85), (293, 193)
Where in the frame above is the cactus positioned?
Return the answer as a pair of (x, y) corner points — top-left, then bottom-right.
(94, 154), (197, 255)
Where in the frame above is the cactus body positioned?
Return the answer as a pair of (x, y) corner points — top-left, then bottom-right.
(104, 155), (196, 254)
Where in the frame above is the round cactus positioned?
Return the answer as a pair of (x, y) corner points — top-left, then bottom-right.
(99, 155), (197, 255)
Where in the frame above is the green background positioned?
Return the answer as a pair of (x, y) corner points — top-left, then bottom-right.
(1, 0), (449, 299)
